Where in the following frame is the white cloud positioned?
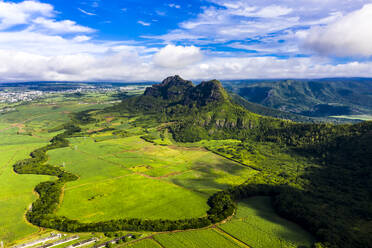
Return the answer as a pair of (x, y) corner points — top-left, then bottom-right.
(0, 31), (98, 57)
(0, 0), (372, 82)
(138, 20), (151, 26)
(302, 4), (372, 57)
(149, 0), (372, 57)
(255, 5), (292, 18)
(78, 8), (96, 16)
(0, 1), (94, 35)
(168, 3), (181, 9)
(217, 3), (292, 18)
(156, 10), (166, 16)
(73, 35), (92, 42)
(181, 7), (228, 29)
(2, 46), (372, 82)
(153, 44), (203, 68)
(142, 30), (204, 42)
(31, 17), (95, 34)
(0, 0), (54, 30)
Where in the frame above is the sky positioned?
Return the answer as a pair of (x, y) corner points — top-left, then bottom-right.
(0, 0), (372, 82)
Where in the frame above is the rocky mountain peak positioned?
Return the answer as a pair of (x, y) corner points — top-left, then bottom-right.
(185, 79), (229, 106)
(144, 75), (193, 101)
(143, 76), (229, 106)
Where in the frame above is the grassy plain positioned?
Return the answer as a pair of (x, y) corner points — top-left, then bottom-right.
(48, 135), (255, 222)
(0, 94), (116, 245)
(125, 239), (162, 248)
(219, 196), (314, 248)
(154, 229), (243, 248)
(0, 137), (53, 243)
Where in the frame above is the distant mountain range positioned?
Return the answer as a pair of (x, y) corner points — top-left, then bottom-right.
(3, 78), (372, 122)
(223, 78), (372, 118)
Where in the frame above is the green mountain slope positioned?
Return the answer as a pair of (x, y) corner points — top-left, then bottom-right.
(230, 93), (362, 124)
(111, 75), (284, 142)
(113, 76), (372, 248)
(223, 79), (372, 117)
(229, 92), (318, 123)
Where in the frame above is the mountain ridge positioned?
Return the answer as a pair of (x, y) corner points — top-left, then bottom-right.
(223, 79), (372, 117)
(112, 75), (276, 141)
(144, 75), (229, 106)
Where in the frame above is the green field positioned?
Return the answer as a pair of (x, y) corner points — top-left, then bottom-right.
(48, 135), (255, 222)
(125, 239), (162, 248)
(219, 197), (314, 248)
(0, 136), (53, 243)
(0, 94), (116, 245)
(154, 229), (243, 248)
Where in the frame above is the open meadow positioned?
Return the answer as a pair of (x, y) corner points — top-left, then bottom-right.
(0, 133), (52, 243)
(125, 239), (162, 248)
(154, 229), (243, 248)
(48, 135), (255, 222)
(0, 93), (116, 245)
(219, 197), (314, 248)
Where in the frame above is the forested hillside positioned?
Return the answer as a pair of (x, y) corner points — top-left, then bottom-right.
(228, 93), (360, 123)
(223, 78), (372, 118)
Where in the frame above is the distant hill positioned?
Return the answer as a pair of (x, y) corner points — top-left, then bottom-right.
(223, 78), (372, 118)
(230, 93), (361, 124)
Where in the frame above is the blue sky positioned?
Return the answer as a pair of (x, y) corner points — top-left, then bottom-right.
(0, 0), (372, 81)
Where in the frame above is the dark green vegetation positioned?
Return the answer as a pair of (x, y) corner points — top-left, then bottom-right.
(219, 196), (314, 248)
(224, 78), (372, 119)
(10, 76), (372, 248)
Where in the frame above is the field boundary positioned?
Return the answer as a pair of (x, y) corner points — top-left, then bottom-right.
(214, 227), (251, 248)
(150, 237), (166, 248)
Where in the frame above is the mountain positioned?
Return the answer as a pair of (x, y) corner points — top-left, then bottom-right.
(229, 92), (317, 123)
(113, 75), (280, 142)
(223, 78), (372, 117)
(111, 76), (372, 247)
(230, 93), (361, 124)
(143, 75), (229, 106)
